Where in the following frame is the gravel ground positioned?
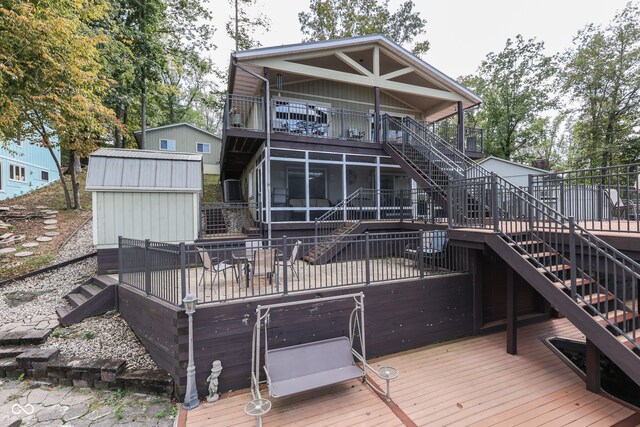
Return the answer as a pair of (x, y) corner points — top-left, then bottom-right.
(2, 218), (158, 371)
(54, 219), (95, 263)
(43, 312), (158, 370)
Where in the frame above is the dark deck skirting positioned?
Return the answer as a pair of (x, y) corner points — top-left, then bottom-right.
(118, 273), (474, 399)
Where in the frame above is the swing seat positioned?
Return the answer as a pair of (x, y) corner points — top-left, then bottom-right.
(266, 336), (365, 398)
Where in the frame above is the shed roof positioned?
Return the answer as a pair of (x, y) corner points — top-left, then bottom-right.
(478, 156), (550, 175)
(86, 148), (202, 193)
(132, 122), (221, 144)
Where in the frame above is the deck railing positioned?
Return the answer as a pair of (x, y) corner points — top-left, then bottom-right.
(314, 187), (447, 237)
(225, 94), (265, 131)
(118, 231), (469, 305)
(421, 120), (484, 154)
(200, 202), (260, 237)
(530, 164), (640, 233)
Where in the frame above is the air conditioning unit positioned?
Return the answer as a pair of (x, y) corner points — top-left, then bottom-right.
(223, 179), (242, 202)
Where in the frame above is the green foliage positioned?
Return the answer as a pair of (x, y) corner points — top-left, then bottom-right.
(82, 330), (96, 340)
(17, 373), (25, 381)
(226, 0), (270, 51)
(460, 35), (557, 162)
(560, 2), (640, 168)
(298, 0), (429, 55)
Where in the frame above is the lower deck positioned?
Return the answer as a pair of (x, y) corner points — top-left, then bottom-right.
(183, 317), (639, 426)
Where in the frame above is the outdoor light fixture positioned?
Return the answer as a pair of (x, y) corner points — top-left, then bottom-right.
(183, 293), (199, 410)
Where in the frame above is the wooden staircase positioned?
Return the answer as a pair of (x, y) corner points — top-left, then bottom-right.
(203, 207), (228, 235)
(55, 275), (118, 326)
(303, 221), (363, 265)
(487, 234), (640, 385)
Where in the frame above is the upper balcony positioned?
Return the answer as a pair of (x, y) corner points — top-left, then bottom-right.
(222, 93), (485, 174)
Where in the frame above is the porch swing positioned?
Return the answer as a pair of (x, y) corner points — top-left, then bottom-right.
(244, 292), (399, 425)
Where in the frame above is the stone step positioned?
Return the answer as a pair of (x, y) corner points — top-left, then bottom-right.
(0, 327), (53, 346)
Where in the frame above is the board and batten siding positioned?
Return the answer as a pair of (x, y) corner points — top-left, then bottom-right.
(146, 126), (221, 174)
(93, 191), (199, 248)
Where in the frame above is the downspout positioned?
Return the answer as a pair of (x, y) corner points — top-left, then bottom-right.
(232, 60), (272, 240)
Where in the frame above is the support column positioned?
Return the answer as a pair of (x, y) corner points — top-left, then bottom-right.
(507, 268), (517, 355)
(457, 101), (464, 153)
(472, 250), (484, 335)
(374, 87), (381, 143)
(586, 339), (601, 393)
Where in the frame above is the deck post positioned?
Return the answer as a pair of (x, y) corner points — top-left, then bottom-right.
(506, 267), (517, 355)
(118, 236), (123, 285)
(365, 232), (371, 285)
(528, 175), (534, 232)
(569, 216), (577, 301)
(282, 235), (288, 295)
(374, 87), (381, 143)
(144, 239), (151, 296)
(418, 229), (425, 279)
(585, 338), (601, 393)
(457, 101), (464, 153)
(180, 242), (187, 304)
(447, 183), (454, 228)
(491, 173), (499, 232)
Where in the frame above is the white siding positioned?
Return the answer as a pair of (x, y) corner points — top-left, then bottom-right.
(478, 158), (546, 188)
(93, 191), (198, 248)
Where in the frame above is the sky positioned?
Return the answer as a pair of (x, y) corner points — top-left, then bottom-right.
(209, 0), (630, 81)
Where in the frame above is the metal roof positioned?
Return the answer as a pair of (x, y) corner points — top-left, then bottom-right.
(132, 122), (221, 139)
(86, 148), (202, 192)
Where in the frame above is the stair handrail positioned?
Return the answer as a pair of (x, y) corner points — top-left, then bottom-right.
(392, 114), (640, 350)
(314, 188), (364, 237)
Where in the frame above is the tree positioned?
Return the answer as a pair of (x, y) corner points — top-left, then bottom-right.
(460, 35), (557, 160)
(298, 0), (429, 55)
(0, 0), (117, 209)
(226, 0), (270, 51)
(560, 2), (640, 168)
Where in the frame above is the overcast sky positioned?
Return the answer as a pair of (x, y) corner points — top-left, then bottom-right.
(209, 0), (629, 81)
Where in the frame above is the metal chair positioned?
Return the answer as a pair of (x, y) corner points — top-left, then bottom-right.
(278, 240), (301, 280)
(197, 248), (236, 287)
(251, 248), (277, 286)
(405, 231), (448, 267)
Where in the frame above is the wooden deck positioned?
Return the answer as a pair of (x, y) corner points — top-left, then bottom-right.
(183, 318), (639, 426)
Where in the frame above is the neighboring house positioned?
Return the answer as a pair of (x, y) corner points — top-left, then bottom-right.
(221, 34), (483, 233)
(0, 140), (61, 201)
(477, 156), (548, 188)
(133, 123), (221, 175)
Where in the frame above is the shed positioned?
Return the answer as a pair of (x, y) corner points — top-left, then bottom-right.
(478, 156), (548, 188)
(86, 148), (202, 272)
(133, 123), (221, 174)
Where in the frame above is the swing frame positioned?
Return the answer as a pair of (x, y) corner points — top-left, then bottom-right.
(246, 292), (398, 424)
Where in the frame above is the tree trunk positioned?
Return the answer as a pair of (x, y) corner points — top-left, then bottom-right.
(46, 143), (72, 209)
(140, 71), (146, 150)
(114, 104), (122, 148)
(123, 105), (129, 148)
(69, 150), (82, 209)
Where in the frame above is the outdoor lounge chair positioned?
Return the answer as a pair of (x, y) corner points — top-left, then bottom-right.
(197, 248), (236, 287)
(250, 248), (277, 286)
(405, 230), (448, 267)
(277, 240), (301, 280)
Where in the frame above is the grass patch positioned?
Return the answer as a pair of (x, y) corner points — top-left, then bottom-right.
(202, 174), (222, 203)
(114, 405), (124, 421)
(81, 331), (96, 340)
(51, 327), (65, 338)
(9, 172), (92, 211)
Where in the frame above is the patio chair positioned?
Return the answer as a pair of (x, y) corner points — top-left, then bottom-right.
(251, 248), (277, 286)
(405, 231), (448, 267)
(197, 248), (236, 287)
(277, 240), (301, 280)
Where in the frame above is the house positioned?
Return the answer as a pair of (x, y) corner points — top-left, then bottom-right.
(134, 123), (221, 174)
(0, 139), (61, 201)
(477, 156), (548, 188)
(79, 35), (640, 407)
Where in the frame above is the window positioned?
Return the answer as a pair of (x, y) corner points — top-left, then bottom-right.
(9, 164), (26, 182)
(196, 142), (210, 154)
(41, 170), (49, 181)
(159, 139), (176, 151)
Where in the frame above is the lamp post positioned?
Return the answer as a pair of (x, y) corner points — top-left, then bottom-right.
(183, 293), (199, 410)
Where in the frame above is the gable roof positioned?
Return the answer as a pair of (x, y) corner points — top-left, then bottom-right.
(478, 156), (550, 175)
(133, 123), (221, 144)
(86, 148), (202, 193)
(230, 34), (481, 120)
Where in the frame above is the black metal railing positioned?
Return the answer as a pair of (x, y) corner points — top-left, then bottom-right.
(225, 94), (265, 131)
(200, 202), (260, 237)
(422, 120), (484, 154)
(530, 164), (640, 234)
(314, 188), (447, 238)
(118, 231), (469, 305)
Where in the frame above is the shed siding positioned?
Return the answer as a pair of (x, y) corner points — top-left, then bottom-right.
(479, 158), (546, 188)
(94, 192), (198, 248)
(145, 126), (220, 168)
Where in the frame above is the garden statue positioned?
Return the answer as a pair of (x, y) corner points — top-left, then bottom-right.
(206, 360), (223, 403)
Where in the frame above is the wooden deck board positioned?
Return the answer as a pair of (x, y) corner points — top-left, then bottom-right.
(185, 318), (638, 426)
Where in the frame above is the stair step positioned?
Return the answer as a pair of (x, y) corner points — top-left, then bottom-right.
(509, 240), (543, 247)
(553, 277), (594, 291)
(578, 293), (616, 309)
(67, 293), (87, 308)
(55, 305), (72, 319)
(616, 333), (640, 350)
(80, 284), (102, 298)
(94, 275), (119, 288)
(597, 311), (640, 328)
(522, 251), (556, 259)
(537, 264), (571, 273)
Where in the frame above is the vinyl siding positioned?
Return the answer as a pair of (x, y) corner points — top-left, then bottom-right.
(145, 126), (221, 169)
(0, 141), (61, 200)
(93, 191), (198, 248)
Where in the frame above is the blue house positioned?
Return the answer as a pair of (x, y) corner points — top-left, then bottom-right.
(0, 140), (61, 201)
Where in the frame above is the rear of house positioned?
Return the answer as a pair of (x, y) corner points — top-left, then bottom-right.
(0, 140), (60, 201)
(134, 123), (221, 174)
